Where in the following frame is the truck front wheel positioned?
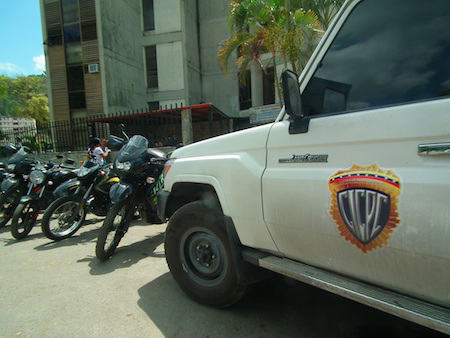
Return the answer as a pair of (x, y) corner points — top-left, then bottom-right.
(165, 201), (246, 307)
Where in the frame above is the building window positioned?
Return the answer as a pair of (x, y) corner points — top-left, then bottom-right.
(263, 67), (275, 105)
(143, 0), (155, 31)
(239, 70), (252, 110)
(148, 101), (160, 111)
(67, 65), (85, 91)
(145, 46), (158, 88)
(61, 0), (80, 25)
(69, 92), (86, 109)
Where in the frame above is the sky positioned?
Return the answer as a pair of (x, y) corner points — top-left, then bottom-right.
(0, 0), (45, 77)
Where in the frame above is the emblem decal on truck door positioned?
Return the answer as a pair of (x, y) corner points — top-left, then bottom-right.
(328, 164), (400, 253)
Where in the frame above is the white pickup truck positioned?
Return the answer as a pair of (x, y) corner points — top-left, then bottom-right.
(157, 0), (450, 333)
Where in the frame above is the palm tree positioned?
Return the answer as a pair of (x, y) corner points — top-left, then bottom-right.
(218, 0), (344, 102)
(301, 0), (346, 29)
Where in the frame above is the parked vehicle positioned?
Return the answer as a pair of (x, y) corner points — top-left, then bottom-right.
(40, 159), (119, 241)
(10, 158), (77, 240)
(0, 143), (18, 183)
(157, 0), (450, 334)
(0, 146), (36, 228)
(95, 134), (166, 261)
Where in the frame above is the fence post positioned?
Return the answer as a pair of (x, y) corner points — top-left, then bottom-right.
(208, 105), (213, 138)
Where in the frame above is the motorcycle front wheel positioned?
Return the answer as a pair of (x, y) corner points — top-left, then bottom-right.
(0, 191), (21, 228)
(41, 195), (86, 241)
(11, 200), (39, 240)
(95, 201), (130, 261)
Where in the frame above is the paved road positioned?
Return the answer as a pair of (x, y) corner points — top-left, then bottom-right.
(0, 216), (445, 337)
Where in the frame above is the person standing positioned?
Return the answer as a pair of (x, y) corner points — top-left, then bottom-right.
(100, 138), (111, 164)
(87, 138), (108, 166)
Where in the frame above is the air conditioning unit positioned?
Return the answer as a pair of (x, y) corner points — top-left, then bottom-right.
(88, 63), (99, 73)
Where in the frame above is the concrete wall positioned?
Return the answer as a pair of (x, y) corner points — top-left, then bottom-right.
(198, 0), (240, 117)
(143, 0), (185, 107)
(181, 0), (202, 106)
(97, 0), (148, 114)
(157, 41), (184, 92)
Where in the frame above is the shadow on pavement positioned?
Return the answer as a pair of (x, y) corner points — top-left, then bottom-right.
(0, 230), (45, 246)
(33, 218), (103, 251)
(0, 225), (12, 234)
(137, 275), (446, 338)
(80, 231), (165, 276)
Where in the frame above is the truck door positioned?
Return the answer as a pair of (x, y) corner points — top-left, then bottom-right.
(262, 0), (450, 307)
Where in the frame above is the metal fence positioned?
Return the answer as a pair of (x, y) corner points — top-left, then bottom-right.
(0, 104), (234, 154)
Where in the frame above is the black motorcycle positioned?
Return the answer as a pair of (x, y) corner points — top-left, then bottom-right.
(10, 158), (77, 240)
(95, 134), (166, 261)
(0, 143), (18, 183)
(0, 146), (36, 228)
(40, 136), (124, 241)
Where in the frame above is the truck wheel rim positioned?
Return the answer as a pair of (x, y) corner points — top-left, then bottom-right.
(180, 227), (228, 287)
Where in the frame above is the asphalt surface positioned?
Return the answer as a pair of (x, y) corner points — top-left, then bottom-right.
(0, 215), (446, 337)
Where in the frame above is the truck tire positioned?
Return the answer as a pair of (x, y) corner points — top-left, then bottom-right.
(10, 200), (39, 240)
(165, 201), (246, 307)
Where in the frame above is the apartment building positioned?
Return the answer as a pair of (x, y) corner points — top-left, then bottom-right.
(40, 0), (277, 122)
(0, 116), (37, 132)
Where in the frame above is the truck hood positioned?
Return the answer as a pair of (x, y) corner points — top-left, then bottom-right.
(171, 123), (274, 159)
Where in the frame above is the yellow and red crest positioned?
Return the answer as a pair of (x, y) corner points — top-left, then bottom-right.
(328, 164), (401, 253)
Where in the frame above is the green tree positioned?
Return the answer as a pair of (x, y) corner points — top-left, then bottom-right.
(301, 0), (345, 29)
(17, 95), (50, 123)
(218, 0), (344, 100)
(0, 75), (49, 122)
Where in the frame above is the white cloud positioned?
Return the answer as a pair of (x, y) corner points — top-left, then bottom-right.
(33, 55), (46, 72)
(0, 62), (23, 74)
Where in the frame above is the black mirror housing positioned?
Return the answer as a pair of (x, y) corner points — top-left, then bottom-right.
(282, 70), (303, 118)
(107, 135), (125, 151)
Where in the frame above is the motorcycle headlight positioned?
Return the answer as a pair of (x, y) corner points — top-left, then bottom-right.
(116, 161), (132, 171)
(30, 170), (45, 185)
(7, 164), (15, 171)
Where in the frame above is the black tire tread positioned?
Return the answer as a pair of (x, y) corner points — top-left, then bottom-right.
(164, 201), (246, 308)
(41, 195), (85, 241)
(95, 201), (127, 261)
(11, 201), (37, 240)
(0, 191), (20, 228)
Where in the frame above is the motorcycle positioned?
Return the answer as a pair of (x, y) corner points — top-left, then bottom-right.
(10, 158), (77, 240)
(95, 133), (166, 261)
(0, 143), (18, 183)
(0, 146), (36, 228)
(40, 137), (124, 241)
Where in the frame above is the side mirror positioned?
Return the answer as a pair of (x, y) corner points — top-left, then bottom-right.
(107, 135), (125, 150)
(282, 70), (303, 118)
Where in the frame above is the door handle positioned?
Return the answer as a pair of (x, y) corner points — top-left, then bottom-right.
(418, 143), (450, 156)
